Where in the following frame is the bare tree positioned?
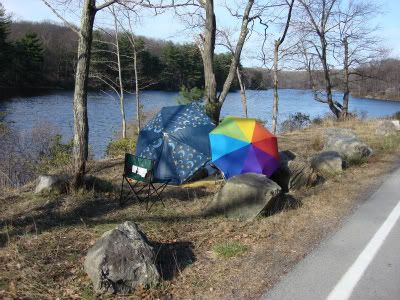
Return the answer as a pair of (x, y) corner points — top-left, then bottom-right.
(112, 7), (127, 138)
(236, 67), (248, 118)
(42, 0), (193, 188)
(219, 29), (248, 117)
(42, 0), (119, 188)
(334, 0), (381, 116)
(90, 6), (128, 139)
(71, 0), (103, 188)
(196, 0), (255, 124)
(294, 0), (383, 118)
(297, 0), (342, 118)
(271, 0), (294, 134)
(119, 9), (143, 133)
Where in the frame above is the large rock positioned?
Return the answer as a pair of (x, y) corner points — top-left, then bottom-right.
(311, 151), (343, 177)
(287, 158), (320, 190)
(206, 173), (281, 221)
(84, 222), (160, 295)
(323, 128), (372, 160)
(271, 151), (320, 192)
(375, 120), (400, 136)
(34, 175), (68, 194)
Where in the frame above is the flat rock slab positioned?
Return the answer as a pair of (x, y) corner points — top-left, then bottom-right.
(311, 151), (343, 177)
(206, 173), (281, 221)
(84, 222), (160, 295)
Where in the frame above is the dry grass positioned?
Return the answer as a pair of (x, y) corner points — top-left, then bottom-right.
(0, 118), (399, 300)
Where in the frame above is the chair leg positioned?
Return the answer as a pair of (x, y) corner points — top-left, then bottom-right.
(147, 182), (168, 210)
(122, 178), (169, 212)
(146, 183), (152, 211)
(127, 179), (142, 203)
(153, 183), (166, 207)
(119, 176), (125, 206)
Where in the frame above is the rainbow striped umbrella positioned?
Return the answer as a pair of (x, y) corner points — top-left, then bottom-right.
(209, 117), (280, 179)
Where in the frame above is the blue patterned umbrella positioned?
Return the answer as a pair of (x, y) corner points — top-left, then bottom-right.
(135, 103), (215, 184)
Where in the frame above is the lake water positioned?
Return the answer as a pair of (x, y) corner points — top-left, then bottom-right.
(1, 89), (400, 158)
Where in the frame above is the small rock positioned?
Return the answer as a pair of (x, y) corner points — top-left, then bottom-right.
(84, 221), (160, 295)
(375, 120), (399, 136)
(34, 175), (68, 194)
(311, 151), (343, 177)
(391, 120), (400, 130)
(205, 173), (281, 221)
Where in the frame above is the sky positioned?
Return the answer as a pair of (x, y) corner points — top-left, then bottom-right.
(2, 0), (400, 66)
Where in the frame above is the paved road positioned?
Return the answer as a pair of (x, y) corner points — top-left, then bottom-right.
(261, 167), (400, 300)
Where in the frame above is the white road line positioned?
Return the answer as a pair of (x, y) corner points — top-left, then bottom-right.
(327, 199), (400, 300)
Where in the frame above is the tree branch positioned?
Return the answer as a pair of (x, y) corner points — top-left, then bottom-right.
(95, 0), (117, 11)
(40, 0), (79, 35)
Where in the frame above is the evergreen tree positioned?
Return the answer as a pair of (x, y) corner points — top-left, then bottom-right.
(14, 33), (44, 86)
(90, 31), (112, 88)
(137, 49), (161, 86)
(176, 86), (204, 104)
(180, 44), (203, 89)
(214, 53), (239, 91)
(0, 3), (11, 86)
(161, 42), (184, 90)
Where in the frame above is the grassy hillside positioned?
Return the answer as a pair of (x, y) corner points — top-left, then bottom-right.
(1, 118), (400, 299)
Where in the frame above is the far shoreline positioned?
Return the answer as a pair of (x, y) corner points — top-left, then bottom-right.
(1, 87), (399, 103)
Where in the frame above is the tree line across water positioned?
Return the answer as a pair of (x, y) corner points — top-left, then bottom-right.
(1, 7), (399, 101)
(0, 14), (267, 92)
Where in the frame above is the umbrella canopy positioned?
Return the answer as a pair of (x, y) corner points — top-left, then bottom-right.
(209, 116), (279, 179)
(135, 103), (215, 184)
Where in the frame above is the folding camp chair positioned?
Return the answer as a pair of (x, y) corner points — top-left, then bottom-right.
(119, 153), (169, 211)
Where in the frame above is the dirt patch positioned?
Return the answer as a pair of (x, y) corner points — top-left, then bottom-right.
(1, 119), (399, 299)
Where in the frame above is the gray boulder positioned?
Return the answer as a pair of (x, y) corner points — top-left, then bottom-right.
(375, 120), (399, 136)
(323, 128), (372, 160)
(34, 175), (68, 194)
(271, 151), (320, 192)
(311, 151), (343, 177)
(392, 120), (400, 130)
(206, 173), (281, 221)
(287, 158), (319, 190)
(84, 222), (160, 295)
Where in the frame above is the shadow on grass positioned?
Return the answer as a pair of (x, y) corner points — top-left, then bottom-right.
(0, 185), (302, 248)
(0, 185), (214, 247)
(263, 193), (303, 216)
(153, 241), (195, 280)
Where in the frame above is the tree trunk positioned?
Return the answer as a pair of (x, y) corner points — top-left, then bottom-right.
(342, 36), (350, 118)
(72, 0), (96, 189)
(218, 0), (254, 104)
(201, 0), (218, 123)
(133, 46), (140, 133)
(272, 40), (279, 134)
(271, 0), (293, 134)
(201, 0), (253, 125)
(236, 67), (248, 118)
(114, 13), (126, 139)
(320, 36), (340, 118)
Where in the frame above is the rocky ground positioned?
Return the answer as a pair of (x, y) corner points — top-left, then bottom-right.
(0, 118), (399, 300)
